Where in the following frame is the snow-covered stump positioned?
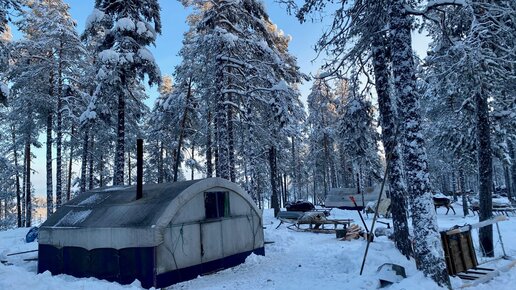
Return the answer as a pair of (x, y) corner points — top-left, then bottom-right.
(389, 0), (451, 288)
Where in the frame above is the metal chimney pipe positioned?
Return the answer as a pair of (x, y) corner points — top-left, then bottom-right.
(136, 139), (143, 200)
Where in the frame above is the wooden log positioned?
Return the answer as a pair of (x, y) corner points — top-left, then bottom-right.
(445, 216), (508, 235)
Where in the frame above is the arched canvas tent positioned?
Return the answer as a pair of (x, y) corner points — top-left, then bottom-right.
(38, 178), (264, 288)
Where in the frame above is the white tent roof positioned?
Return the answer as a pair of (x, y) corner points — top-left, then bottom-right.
(38, 178), (259, 250)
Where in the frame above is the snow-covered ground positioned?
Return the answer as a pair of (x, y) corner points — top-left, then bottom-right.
(1, 206), (515, 290)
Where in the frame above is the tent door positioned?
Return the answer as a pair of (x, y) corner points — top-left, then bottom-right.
(200, 221), (224, 265)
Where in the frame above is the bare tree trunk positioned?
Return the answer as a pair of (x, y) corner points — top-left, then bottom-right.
(158, 142), (164, 183)
(215, 97), (229, 180)
(322, 135), (329, 198)
(476, 89), (494, 257)
(390, 1), (449, 286)
(372, 32), (412, 258)
(99, 154), (105, 188)
(114, 84), (125, 185)
(24, 141), (31, 227)
(504, 166), (512, 202)
(278, 172), (283, 208)
(227, 95), (236, 182)
(291, 138), (298, 200)
(127, 149), (132, 185)
(12, 127), (22, 227)
(88, 135), (94, 189)
(80, 129), (89, 193)
(269, 146), (280, 217)
(206, 111), (213, 178)
(46, 112), (53, 217)
(66, 126), (74, 201)
(508, 141), (516, 202)
(459, 168), (469, 216)
(21, 142), (26, 227)
(56, 38), (64, 209)
(191, 143), (195, 180)
(174, 78), (193, 182)
(283, 174), (288, 205)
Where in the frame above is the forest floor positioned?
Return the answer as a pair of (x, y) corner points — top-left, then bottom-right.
(1, 204), (515, 290)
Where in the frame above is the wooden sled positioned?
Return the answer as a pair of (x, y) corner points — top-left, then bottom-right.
(440, 216), (515, 288)
(276, 210), (352, 233)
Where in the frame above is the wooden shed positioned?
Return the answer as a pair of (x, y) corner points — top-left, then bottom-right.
(38, 178), (265, 288)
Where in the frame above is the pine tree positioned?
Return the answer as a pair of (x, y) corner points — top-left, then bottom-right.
(421, 0), (515, 256)
(389, 1), (450, 286)
(90, 0), (161, 185)
(180, 1), (306, 214)
(307, 77), (337, 202)
(337, 73), (382, 187)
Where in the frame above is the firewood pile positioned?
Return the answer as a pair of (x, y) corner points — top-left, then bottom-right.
(341, 224), (364, 241)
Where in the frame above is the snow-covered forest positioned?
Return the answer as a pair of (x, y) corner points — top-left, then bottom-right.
(0, 0), (515, 289)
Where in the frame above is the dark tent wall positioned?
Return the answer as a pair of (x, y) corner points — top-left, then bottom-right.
(38, 178), (264, 288)
(38, 245), (156, 287)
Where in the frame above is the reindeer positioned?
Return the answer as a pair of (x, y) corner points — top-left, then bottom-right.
(433, 197), (456, 215)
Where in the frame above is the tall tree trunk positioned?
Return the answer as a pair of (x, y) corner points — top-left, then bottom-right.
(158, 142), (164, 183)
(24, 141), (31, 227)
(114, 86), (125, 185)
(206, 111), (213, 178)
(88, 135), (94, 189)
(191, 143), (195, 180)
(21, 142), (26, 227)
(46, 112), (53, 217)
(269, 146), (280, 217)
(66, 126), (74, 201)
(278, 171), (283, 208)
(475, 89), (494, 257)
(372, 32), (412, 258)
(127, 149), (132, 185)
(215, 96), (229, 179)
(503, 166), (511, 202)
(451, 169), (457, 195)
(56, 38), (64, 209)
(508, 141), (516, 202)
(283, 174), (288, 205)
(291, 138), (298, 200)
(12, 126), (22, 227)
(99, 154), (105, 188)
(173, 78), (193, 182)
(390, 1), (450, 286)
(80, 129), (89, 193)
(459, 168), (469, 216)
(227, 95), (236, 182)
(322, 135), (329, 198)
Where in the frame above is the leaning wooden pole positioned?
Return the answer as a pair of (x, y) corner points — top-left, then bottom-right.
(359, 155), (391, 275)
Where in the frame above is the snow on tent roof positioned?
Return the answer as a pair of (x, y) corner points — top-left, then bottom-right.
(39, 178), (254, 250)
(42, 180), (199, 229)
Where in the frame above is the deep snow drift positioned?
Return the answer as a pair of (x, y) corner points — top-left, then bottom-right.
(1, 206), (515, 290)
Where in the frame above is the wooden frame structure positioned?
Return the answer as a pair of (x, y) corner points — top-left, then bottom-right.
(440, 215), (516, 288)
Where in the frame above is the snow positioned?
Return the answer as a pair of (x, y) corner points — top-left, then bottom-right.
(54, 209), (92, 227)
(0, 83), (9, 98)
(79, 101), (97, 123)
(138, 48), (155, 63)
(99, 49), (120, 64)
(85, 9), (105, 30)
(1, 208), (515, 289)
(114, 17), (136, 32)
(78, 194), (102, 206)
(136, 21), (155, 38)
(271, 80), (289, 92)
